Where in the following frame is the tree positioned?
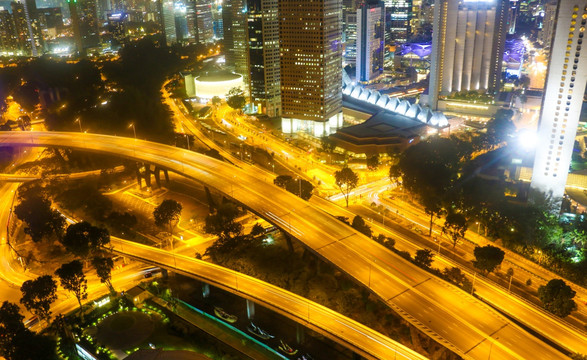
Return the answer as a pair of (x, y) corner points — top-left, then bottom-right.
(11, 330), (58, 360)
(398, 137), (460, 200)
(366, 155), (379, 171)
(225, 87), (246, 111)
(204, 202), (242, 238)
(389, 164), (402, 184)
(211, 96), (221, 107)
(414, 249), (434, 268)
(320, 136), (336, 153)
(472, 245), (505, 274)
(423, 196), (444, 236)
(538, 279), (577, 317)
(250, 223), (264, 237)
(285, 178), (314, 200)
(19, 276), (57, 325)
(334, 166), (359, 207)
(55, 260), (87, 320)
(484, 109), (516, 148)
(274, 175), (293, 188)
(153, 199), (183, 246)
(351, 215), (372, 237)
(442, 212), (468, 248)
(91, 256), (114, 292)
(14, 195), (65, 243)
(274, 175), (314, 200)
(60, 222), (110, 258)
(0, 301), (25, 359)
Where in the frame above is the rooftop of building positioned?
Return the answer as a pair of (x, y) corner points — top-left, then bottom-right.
(196, 70), (241, 82)
(332, 105), (426, 147)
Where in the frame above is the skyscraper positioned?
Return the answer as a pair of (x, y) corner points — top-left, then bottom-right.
(530, 0), (587, 203)
(194, 0), (214, 43)
(385, 0), (412, 45)
(68, 0), (99, 54)
(161, 0), (177, 46)
(356, 0), (385, 83)
(222, 0), (280, 116)
(12, 0), (43, 56)
(539, 0), (558, 53)
(279, 0), (343, 136)
(0, 8), (19, 55)
(344, 12), (357, 65)
(426, 0), (509, 110)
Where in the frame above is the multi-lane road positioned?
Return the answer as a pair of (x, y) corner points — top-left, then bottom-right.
(0, 131), (575, 359)
(110, 237), (429, 360)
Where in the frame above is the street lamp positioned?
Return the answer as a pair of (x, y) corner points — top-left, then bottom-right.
(488, 337), (499, 360)
(75, 118), (82, 133)
(129, 123), (136, 139)
(185, 133), (190, 150)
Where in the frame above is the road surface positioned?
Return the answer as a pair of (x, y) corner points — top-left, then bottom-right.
(0, 131), (570, 359)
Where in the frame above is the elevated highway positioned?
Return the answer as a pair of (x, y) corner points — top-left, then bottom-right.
(0, 131), (572, 359)
(110, 237), (428, 360)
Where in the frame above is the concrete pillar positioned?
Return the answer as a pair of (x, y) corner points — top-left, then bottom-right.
(202, 283), (210, 298)
(246, 299), (255, 320)
(296, 323), (305, 344)
(163, 169), (169, 183)
(144, 164), (152, 188)
(154, 167), (161, 188)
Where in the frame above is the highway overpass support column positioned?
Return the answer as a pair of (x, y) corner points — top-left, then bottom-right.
(202, 283), (210, 298)
(246, 299), (255, 320)
(296, 324), (305, 344)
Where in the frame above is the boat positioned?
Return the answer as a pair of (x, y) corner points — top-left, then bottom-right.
(213, 307), (238, 323)
(247, 322), (274, 340)
(278, 340), (298, 356)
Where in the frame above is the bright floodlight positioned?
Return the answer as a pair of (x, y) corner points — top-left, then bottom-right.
(518, 130), (537, 151)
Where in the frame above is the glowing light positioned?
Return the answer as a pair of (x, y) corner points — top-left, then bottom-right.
(518, 130), (537, 151)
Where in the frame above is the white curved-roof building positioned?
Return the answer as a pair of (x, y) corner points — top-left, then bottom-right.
(194, 71), (244, 100)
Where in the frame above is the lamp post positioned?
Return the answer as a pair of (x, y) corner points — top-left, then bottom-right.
(129, 123), (136, 139)
(488, 337), (499, 360)
(75, 118), (82, 133)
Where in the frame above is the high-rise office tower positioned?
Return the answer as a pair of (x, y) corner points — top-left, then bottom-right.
(161, 0), (177, 45)
(194, 0), (214, 43)
(12, 0), (43, 56)
(279, 0), (343, 136)
(344, 12), (357, 65)
(175, 2), (190, 41)
(356, 0), (385, 82)
(211, 1), (223, 39)
(342, 0), (358, 64)
(530, 0), (587, 204)
(385, 0), (412, 45)
(68, 0), (99, 53)
(222, 0), (280, 116)
(507, 0), (518, 34)
(38, 7), (63, 38)
(539, 0), (558, 53)
(0, 8), (20, 55)
(426, 0), (509, 110)
(222, 0), (248, 93)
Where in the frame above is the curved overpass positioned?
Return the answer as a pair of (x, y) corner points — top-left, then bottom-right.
(109, 237), (427, 360)
(0, 131), (569, 360)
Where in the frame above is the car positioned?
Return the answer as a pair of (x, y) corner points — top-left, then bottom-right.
(278, 340), (298, 356)
(247, 322), (274, 340)
(213, 307), (238, 323)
